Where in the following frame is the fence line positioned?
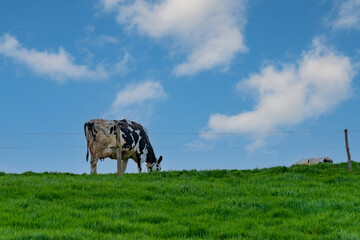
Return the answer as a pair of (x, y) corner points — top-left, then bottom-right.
(0, 130), (359, 136)
(0, 146), (83, 149)
(0, 129), (358, 151)
(0, 132), (83, 136)
(0, 145), (359, 150)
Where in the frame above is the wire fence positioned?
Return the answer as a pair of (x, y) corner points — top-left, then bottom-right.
(1, 146), (359, 150)
(0, 129), (358, 175)
(0, 129), (359, 150)
(0, 129), (359, 136)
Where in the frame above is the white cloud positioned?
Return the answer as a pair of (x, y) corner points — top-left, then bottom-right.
(105, 80), (168, 122)
(98, 35), (118, 44)
(85, 25), (96, 34)
(0, 33), (109, 82)
(80, 34), (118, 48)
(100, 0), (123, 12)
(328, 0), (360, 30)
(207, 38), (356, 135)
(99, 0), (247, 76)
(113, 52), (132, 75)
(185, 140), (214, 151)
(83, 26), (118, 47)
(244, 138), (267, 152)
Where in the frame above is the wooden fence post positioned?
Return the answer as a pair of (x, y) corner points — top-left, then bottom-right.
(116, 126), (123, 177)
(344, 129), (353, 174)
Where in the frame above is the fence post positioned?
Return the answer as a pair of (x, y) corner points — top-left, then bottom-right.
(344, 129), (353, 174)
(116, 126), (123, 177)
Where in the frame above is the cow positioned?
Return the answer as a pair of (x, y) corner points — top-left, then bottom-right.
(84, 119), (163, 174)
(293, 157), (333, 166)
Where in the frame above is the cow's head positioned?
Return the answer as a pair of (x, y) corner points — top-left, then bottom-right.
(147, 156), (163, 172)
(323, 158), (333, 163)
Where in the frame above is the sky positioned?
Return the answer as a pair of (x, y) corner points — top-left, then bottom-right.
(0, 0), (360, 174)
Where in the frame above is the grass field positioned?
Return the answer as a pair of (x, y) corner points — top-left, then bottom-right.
(0, 162), (359, 239)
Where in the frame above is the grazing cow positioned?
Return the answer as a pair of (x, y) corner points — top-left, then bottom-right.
(293, 157), (333, 166)
(84, 119), (163, 174)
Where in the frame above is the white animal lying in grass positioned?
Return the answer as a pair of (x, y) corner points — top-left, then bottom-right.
(294, 157), (333, 165)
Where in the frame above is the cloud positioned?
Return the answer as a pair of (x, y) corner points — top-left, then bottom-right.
(113, 52), (132, 75)
(185, 140), (214, 151)
(83, 25), (118, 47)
(328, 0), (360, 30)
(85, 25), (96, 34)
(87, 34), (118, 47)
(0, 33), (109, 82)
(100, 0), (123, 12)
(207, 38), (356, 135)
(99, 0), (247, 76)
(105, 80), (168, 122)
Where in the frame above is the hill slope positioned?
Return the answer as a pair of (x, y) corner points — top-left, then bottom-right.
(0, 162), (359, 239)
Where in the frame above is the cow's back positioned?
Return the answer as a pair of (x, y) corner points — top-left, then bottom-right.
(116, 119), (157, 163)
(85, 119), (156, 162)
(84, 119), (117, 160)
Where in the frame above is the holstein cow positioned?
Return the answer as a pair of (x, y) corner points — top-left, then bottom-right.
(293, 157), (333, 166)
(84, 119), (162, 174)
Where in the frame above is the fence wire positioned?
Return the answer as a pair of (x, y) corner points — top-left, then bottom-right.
(0, 129), (358, 151)
(0, 145), (359, 150)
(0, 129), (359, 136)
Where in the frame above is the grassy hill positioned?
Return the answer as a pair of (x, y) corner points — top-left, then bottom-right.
(0, 162), (359, 239)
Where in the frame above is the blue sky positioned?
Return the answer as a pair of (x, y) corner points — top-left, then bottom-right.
(0, 0), (359, 174)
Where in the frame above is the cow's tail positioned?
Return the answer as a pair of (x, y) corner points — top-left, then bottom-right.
(84, 122), (90, 162)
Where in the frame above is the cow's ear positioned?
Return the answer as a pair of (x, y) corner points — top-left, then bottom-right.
(158, 156), (163, 163)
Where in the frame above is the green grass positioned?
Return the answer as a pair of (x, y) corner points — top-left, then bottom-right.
(0, 162), (360, 239)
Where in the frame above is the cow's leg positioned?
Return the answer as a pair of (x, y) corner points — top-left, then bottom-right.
(90, 155), (99, 174)
(137, 161), (142, 173)
(122, 159), (129, 173)
(133, 154), (142, 173)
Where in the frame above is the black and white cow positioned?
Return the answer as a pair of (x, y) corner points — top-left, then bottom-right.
(84, 119), (162, 174)
(293, 157), (333, 165)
